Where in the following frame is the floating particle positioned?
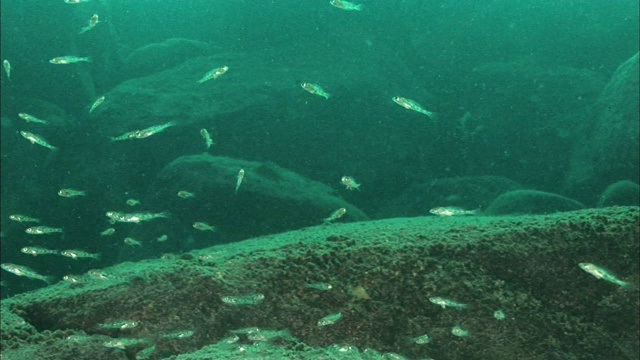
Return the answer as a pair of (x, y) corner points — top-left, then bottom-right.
(493, 309), (506, 320)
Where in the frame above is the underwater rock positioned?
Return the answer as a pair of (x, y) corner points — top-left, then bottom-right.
(484, 189), (585, 215)
(1, 207), (637, 360)
(377, 175), (523, 218)
(122, 38), (216, 79)
(566, 52), (639, 201)
(597, 180), (640, 207)
(141, 154), (368, 247)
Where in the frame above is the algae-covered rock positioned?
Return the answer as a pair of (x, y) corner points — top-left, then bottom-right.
(1, 207), (638, 360)
(597, 180), (640, 207)
(484, 189), (585, 215)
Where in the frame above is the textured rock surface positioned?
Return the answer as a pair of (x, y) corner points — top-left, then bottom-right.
(2, 207), (638, 360)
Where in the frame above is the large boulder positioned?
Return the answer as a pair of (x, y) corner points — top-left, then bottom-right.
(565, 52), (639, 202)
(122, 154), (368, 255)
(484, 189), (585, 215)
(597, 180), (640, 207)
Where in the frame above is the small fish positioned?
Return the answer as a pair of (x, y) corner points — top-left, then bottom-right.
(410, 334), (431, 345)
(235, 169), (245, 193)
(429, 297), (468, 309)
(340, 176), (361, 191)
(60, 249), (101, 260)
(110, 122), (176, 141)
(392, 96), (437, 119)
(323, 208), (347, 224)
(330, 0), (363, 11)
(193, 222), (216, 231)
(493, 309), (506, 320)
(21, 246), (59, 256)
(64, 0), (91, 3)
(25, 225), (63, 235)
(317, 311), (342, 327)
(451, 325), (469, 337)
(87, 269), (110, 280)
(89, 95), (105, 113)
(126, 199), (140, 206)
(62, 274), (82, 283)
(58, 188), (86, 197)
(9, 214), (40, 223)
(578, 262), (630, 288)
(221, 293), (265, 305)
(103, 338), (148, 349)
(429, 207), (478, 216)
(301, 82), (331, 99)
(49, 56), (91, 64)
(177, 190), (195, 198)
(18, 113), (48, 124)
(160, 329), (195, 339)
(100, 227), (115, 236)
(3, 59), (10, 79)
(1, 263), (55, 284)
(98, 319), (140, 329)
(200, 128), (214, 149)
(79, 14), (100, 34)
(130, 121), (176, 139)
(197, 65), (229, 84)
(305, 282), (333, 291)
(156, 234), (168, 242)
(106, 211), (170, 223)
(124, 237), (143, 246)
(20, 131), (57, 150)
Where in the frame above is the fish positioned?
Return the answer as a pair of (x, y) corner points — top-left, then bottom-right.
(160, 330), (195, 339)
(87, 269), (111, 280)
(58, 189), (87, 197)
(340, 176), (361, 191)
(235, 169), (245, 193)
(89, 96), (105, 113)
(21, 246), (59, 256)
(305, 282), (333, 290)
(79, 14), (100, 34)
(323, 208), (346, 224)
(451, 325), (470, 337)
(98, 319), (140, 329)
(124, 237), (142, 246)
(9, 214), (40, 223)
(49, 56), (91, 64)
(110, 121), (176, 141)
(193, 222), (216, 231)
(221, 293), (265, 305)
(177, 190), (195, 198)
(62, 275), (82, 283)
(25, 225), (63, 235)
(1, 263), (55, 284)
(64, 0), (91, 3)
(429, 297), (468, 309)
(493, 309), (506, 320)
(410, 334), (431, 345)
(18, 113), (48, 124)
(300, 82), (331, 99)
(126, 199), (140, 206)
(200, 128), (214, 149)
(3, 59), (10, 79)
(317, 311), (342, 326)
(100, 228), (115, 236)
(429, 207), (478, 216)
(197, 65), (229, 84)
(330, 0), (363, 11)
(103, 338), (148, 349)
(392, 96), (437, 119)
(106, 211), (170, 223)
(157, 234), (168, 242)
(60, 249), (101, 260)
(578, 262), (630, 288)
(20, 131), (57, 150)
